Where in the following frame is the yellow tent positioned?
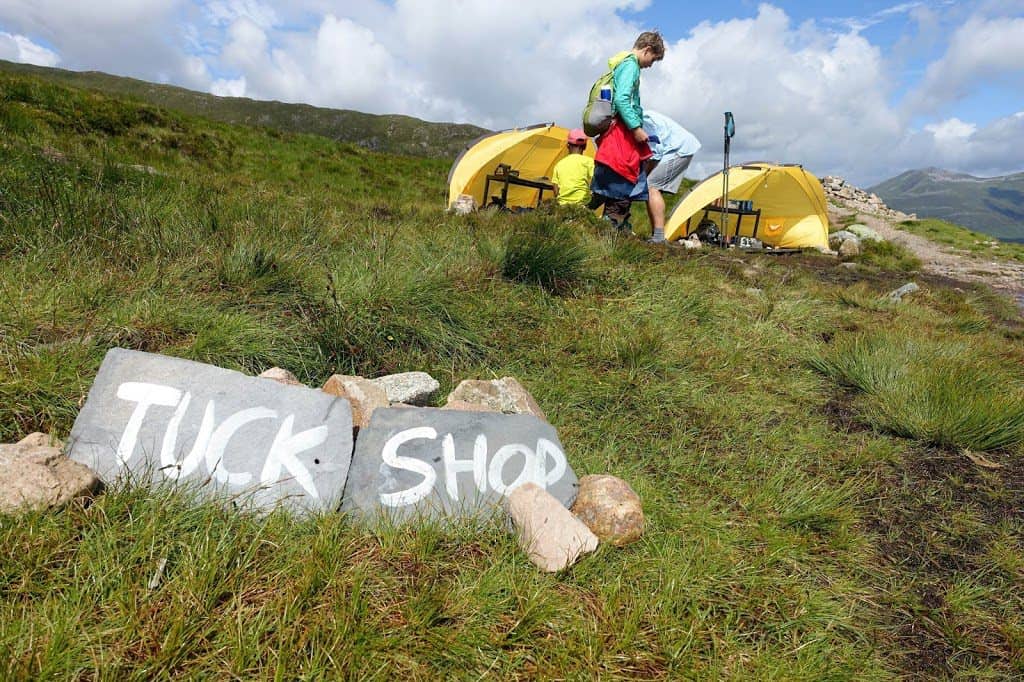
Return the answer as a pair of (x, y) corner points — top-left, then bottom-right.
(665, 163), (830, 249)
(446, 123), (596, 210)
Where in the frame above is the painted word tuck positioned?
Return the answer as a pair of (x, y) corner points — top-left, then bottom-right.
(67, 348), (354, 514)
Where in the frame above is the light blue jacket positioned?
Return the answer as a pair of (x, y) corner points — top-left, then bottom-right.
(643, 111), (702, 161)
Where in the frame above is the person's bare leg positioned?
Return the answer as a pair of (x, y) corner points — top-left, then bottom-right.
(647, 187), (666, 242)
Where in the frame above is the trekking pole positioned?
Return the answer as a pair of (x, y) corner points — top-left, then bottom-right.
(721, 112), (735, 244)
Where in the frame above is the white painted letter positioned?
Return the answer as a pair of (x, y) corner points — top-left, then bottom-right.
(442, 433), (488, 501)
(205, 407), (276, 486)
(536, 438), (568, 486)
(261, 415), (327, 499)
(159, 393), (216, 480)
(379, 427), (438, 507)
(488, 443), (537, 495)
(115, 382), (181, 468)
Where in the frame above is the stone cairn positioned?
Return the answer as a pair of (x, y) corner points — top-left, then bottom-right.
(3, 352), (644, 575)
(821, 175), (916, 222)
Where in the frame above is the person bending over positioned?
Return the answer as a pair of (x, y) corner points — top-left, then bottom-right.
(642, 110), (701, 243)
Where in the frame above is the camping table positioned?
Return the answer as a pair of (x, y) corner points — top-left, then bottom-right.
(484, 173), (556, 208)
(687, 205), (762, 239)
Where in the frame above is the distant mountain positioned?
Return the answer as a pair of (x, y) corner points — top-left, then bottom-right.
(869, 168), (1024, 242)
(0, 59), (488, 159)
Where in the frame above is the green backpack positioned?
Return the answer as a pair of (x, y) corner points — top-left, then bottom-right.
(582, 69), (614, 137)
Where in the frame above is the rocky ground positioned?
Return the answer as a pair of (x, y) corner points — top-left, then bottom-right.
(823, 176), (1024, 310)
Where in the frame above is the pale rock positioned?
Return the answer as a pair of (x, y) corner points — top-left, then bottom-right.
(846, 224), (883, 242)
(838, 239), (861, 257)
(441, 399), (501, 413)
(0, 443), (100, 513)
(452, 194), (477, 215)
(322, 374), (389, 429)
(371, 371), (440, 405)
(506, 483), (598, 572)
(886, 282), (920, 302)
(571, 475), (644, 547)
(828, 230), (858, 249)
(258, 367), (303, 386)
(446, 377), (546, 420)
(18, 432), (64, 449)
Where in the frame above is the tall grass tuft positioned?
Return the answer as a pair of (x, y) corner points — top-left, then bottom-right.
(499, 215), (590, 295)
(810, 333), (1024, 451)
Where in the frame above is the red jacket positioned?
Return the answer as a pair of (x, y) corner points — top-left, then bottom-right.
(595, 118), (652, 184)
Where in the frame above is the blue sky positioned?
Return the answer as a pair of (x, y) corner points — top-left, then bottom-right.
(0, 0), (1022, 185)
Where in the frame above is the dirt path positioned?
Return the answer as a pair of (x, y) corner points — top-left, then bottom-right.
(831, 206), (1024, 310)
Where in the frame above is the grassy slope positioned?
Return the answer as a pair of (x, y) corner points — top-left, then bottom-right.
(1, 75), (1023, 679)
(0, 58), (489, 159)
(896, 218), (1024, 264)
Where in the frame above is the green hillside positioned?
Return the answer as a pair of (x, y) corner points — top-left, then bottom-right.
(2, 74), (1023, 679)
(870, 168), (1024, 242)
(0, 58), (488, 158)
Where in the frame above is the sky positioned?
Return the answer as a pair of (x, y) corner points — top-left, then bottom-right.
(0, 0), (1022, 185)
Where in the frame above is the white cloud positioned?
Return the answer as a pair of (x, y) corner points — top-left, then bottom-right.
(925, 117), (977, 141)
(210, 75), (246, 97)
(0, 31), (59, 66)
(911, 14), (1024, 111)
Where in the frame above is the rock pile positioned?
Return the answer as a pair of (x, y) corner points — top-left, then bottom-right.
(822, 176), (916, 222)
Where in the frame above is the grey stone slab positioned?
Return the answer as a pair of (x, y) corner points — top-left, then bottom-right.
(67, 348), (354, 515)
(342, 407), (578, 525)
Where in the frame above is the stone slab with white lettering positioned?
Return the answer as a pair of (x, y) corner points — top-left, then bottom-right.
(341, 407), (578, 525)
(67, 348), (354, 515)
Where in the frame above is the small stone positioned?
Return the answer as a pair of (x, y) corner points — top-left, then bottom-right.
(571, 475), (644, 547)
(258, 367), (303, 386)
(322, 374), (389, 430)
(371, 371), (440, 405)
(0, 443), (100, 513)
(828, 230), (858, 249)
(451, 193), (477, 215)
(446, 377), (546, 420)
(838, 239), (861, 257)
(506, 483), (597, 572)
(840, 262), (859, 270)
(886, 282), (920, 302)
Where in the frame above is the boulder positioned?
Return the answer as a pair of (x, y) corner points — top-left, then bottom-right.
(371, 371), (440, 405)
(258, 367), (303, 386)
(322, 374), (390, 430)
(446, 377), (546, 420)
(838, 238), (861, 257)
(0, 443), (100, 513)
(571, 475), (644, 546)
(846, 224), (883, 242)
(506, 483), (598, 572)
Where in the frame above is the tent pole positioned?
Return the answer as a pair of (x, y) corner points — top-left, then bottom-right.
(720, 112), (732, 243)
